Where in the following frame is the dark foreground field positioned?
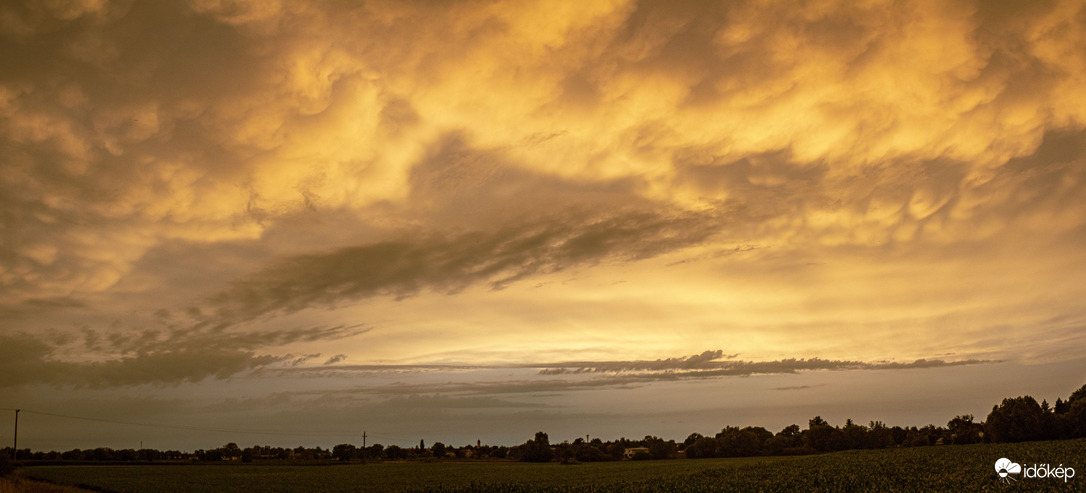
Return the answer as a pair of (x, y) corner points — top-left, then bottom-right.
(19, 439), (1085, 492)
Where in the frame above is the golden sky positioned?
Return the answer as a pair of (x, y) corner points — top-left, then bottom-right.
(2, 0), (1085, 449)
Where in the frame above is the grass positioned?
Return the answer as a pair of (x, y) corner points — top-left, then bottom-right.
(18, 439), (1086, 492)
(18, 457), (789, 493)
(0, 475), (90, 493)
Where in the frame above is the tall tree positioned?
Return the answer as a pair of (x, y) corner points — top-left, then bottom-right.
(986, 396), (1045, 442)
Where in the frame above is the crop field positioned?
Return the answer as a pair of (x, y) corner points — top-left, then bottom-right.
(19, 439), (1085, 492)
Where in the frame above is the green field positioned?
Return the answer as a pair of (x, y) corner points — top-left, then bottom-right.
(19, 439), (1085, 492)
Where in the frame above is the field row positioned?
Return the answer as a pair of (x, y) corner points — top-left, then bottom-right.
(21, 439), (1085, 492)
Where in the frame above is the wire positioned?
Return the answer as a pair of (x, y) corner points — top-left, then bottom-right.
(365, 432), (414, 442)
(0, 408), (367, 439)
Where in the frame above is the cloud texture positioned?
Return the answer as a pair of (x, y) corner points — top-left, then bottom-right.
(1, 0), (1085, 449)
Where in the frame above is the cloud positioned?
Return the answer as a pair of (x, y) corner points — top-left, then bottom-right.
(203, 208), (722, 327)
(534, 354), (997, 378)
(0, 322), (371, 388)
(773, 385), (826, 391)
(90, 323), (371, 356)
(535, 349), (740, 373)
(286, 375), (652, 399)
(369, 395), (544, 411)
(2, 0), (1084, 320)
(0, 332), (283, 388)
(0, 0), (1083, 410)
(3, 0), (1084, 307)
(274, 350), (998, 398)
(0, 296), (84, 321)
(285, 353), (321, 367)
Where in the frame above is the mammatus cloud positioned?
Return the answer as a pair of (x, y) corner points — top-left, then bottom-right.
(2, 0), (1085, 304)
(0, 1), (1084, 449)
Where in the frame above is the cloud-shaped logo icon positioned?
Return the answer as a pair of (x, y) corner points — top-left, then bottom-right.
(996, 458), (1022, 483)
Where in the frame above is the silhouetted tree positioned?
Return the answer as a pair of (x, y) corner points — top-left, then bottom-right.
(519, 432), (553, 462)
(642, 436), (676, 460)
(770, 424), (803, 452)
(1064, 398), (1086, 438)
(1059, 384), (1086, 438)
(220, 443), (241, 460)
(431, 442), (446, 459)
(332, 443), (357, 462)
(385, 445), (407, 460)
(717, 427), (762, 457)
(804, 416), (838, 451)
(866, 421), (892, 449)
(1067, 384), (1086, 405)
(684, 436), (720, 458)
(841, 419), (867, 450)
(947, 415), (983, 444)
(574, 445), (607, 462)
(7, 381), (1086, 468)
(986, 396), (1046, 442)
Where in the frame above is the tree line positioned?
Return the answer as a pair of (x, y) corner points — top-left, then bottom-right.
(2, 382), (1084, 471)
(512, 383), (1086, 462)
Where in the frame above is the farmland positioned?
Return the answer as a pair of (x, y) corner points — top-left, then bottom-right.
(19, 439), (1084, 492)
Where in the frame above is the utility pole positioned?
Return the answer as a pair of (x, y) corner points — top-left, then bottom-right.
(361, 431), (367, 465)
(12, 409), (19, 462)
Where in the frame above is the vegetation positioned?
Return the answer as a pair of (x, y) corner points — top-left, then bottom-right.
(3, 383), (1086, 467)
(19, 439), (1085, 492)
(0, 451), (12, 477)
(0, 475), (89, 493)
(3, 383), (1085, 492)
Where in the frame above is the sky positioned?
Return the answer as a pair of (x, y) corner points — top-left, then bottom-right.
(1, 0), (1085, 452)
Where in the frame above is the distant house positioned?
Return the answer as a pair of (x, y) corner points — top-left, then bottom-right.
(623, 447), (650, 459)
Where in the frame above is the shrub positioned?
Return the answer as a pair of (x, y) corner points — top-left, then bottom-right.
(0, 451), (13, 477)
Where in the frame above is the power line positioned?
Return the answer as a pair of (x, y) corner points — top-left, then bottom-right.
(365, 432), (413, 442)
(1, 408), (345, 439)
(0, 407), (416, 443)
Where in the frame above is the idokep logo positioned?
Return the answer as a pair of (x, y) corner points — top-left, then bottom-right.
(995, 458), (1021, 483)
(995, 457), (1076, 484)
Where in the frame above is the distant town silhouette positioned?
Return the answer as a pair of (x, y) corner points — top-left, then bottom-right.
(3, 383), (1083, 472)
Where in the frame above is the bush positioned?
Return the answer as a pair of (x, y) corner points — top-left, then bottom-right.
(0, 451), (13, 477)
(573, 446), (607, 462)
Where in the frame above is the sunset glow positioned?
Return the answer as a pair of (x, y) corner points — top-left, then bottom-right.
(2, 0), (1085, 450)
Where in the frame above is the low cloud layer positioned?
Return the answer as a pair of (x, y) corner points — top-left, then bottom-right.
(276, 349), (996, 397)
(533, 352), (995, 377)
(533, 356), (997, 383)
